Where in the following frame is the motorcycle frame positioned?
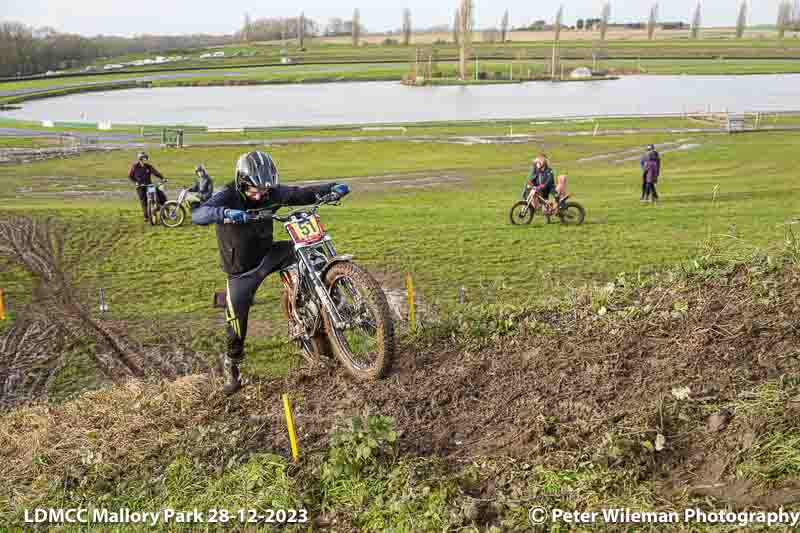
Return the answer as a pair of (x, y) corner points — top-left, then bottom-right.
(524, 188), (571, 216)
(278, 212), (349, 332)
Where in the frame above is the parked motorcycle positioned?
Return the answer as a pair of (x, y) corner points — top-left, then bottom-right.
(160, 187), (197, 228)
(137, 179), (168, 226)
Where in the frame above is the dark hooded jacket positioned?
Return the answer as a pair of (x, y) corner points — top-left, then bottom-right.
(188, 169), (214, 202)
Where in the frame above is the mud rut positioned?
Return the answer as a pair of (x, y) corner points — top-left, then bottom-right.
(223, 264), (800, 496)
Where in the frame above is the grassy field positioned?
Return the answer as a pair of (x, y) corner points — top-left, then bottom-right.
(1, 129), (798, 332)
(0, 113), (750, 143)
(63, 34), (800, 74)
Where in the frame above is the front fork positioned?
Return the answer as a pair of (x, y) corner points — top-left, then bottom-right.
(282, 250), (348, 331)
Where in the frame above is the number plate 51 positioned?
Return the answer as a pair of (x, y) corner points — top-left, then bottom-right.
(286, 215), (325, 244)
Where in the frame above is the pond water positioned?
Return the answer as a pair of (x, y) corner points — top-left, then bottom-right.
(3, 75), (799, 128)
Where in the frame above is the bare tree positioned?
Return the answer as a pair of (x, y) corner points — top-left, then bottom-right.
(778, 1), (792, 38)
(403, 8), (412, 46)
(647, 4), (659, 40)
(794, 0), (800, 29)
(600, 2), (611, 41)
(459, 0), (474, 79)
(736, 1), (747, 39)
(299, 12), (305, 47)
(243, 13), (252, 42)
(554, 6), (564, 42)
(353, 8), (361, 47)
(691, 3), (702, 39)
(501, 10), (510, 42)
(453, 9), (460, 44)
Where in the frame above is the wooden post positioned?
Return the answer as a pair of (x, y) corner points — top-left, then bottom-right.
(0, 288), (6, 320)
(282, 393), (300, 462)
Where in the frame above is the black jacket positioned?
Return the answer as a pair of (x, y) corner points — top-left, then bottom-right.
(127, 162), (163, 185)
(192, 181), (336, 275)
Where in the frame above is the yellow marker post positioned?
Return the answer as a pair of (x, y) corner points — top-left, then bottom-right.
(0, 289), (6, 320)
(282, 393), (300, 462)
(406, 273), (416, 332)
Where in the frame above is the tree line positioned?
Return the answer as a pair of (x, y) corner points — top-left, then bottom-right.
(0, 21), (235, 77)
(4, 1), (800, 78)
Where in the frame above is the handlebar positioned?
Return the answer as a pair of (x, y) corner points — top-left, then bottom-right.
(246, 191), (344, 222)
(135, 179), (167, 188)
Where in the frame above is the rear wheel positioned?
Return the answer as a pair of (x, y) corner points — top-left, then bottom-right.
(280, 290), (331, 363)
(509, 201), (535, 225)
(322, 261), (394, 381)
(160, 201), (186, 228)
(558, 202), (586, 225)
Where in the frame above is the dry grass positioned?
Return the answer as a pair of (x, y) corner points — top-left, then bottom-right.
(0, 216), (216, 409)
(0, 375), (212, 510)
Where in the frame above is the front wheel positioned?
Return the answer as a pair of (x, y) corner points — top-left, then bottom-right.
(147, 196), (159, 226)
(322, 261), (395, 381)
(160, 201), (186, 228)
(558, 202), (586, 225)
(509, 201), (535, 225)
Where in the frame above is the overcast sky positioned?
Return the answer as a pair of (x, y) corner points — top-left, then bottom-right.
(0, 1), (780, 37)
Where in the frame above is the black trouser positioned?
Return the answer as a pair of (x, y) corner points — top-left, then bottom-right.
(225, 241), (296, 362)
(644, 182), (659, 200)
(135, 186), (167, 218)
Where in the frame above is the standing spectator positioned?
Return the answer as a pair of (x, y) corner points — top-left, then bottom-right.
(640, 144), (661, 202)
(128, 152), (166, 220)
(643, 151), (660, 203)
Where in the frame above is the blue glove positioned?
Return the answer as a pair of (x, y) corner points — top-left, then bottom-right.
(332, 184), (350, 198)
(224, 209), (248, 224)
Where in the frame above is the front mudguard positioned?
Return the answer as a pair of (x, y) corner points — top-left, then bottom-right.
(320, 255), (354, 280)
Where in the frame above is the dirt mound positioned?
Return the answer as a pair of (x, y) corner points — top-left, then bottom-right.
(3, 250), (799, 517)
(228, 259), (799, 494)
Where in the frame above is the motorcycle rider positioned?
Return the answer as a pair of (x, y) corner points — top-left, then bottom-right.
(192, 151), (348, 394)
(522, 154), (556, 211)
(128, 151), (166, 221)
(185, 165), (214, 208)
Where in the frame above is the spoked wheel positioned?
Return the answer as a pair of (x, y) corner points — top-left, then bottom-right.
(509, 201), (535, 225)
(280, 290), (331, 364)
(148, 198), (159, 226)
(160, 201), (186, 228)
(322, 261), (395, 381)
(558, 202), (586, 225)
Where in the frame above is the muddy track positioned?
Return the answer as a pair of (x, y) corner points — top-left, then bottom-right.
(221, 264), (800, 502)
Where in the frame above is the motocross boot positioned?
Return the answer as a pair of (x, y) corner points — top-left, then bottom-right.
(223, 356), (242, 395)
